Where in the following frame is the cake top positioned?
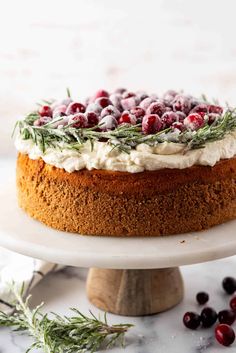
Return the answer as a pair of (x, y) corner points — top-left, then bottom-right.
(14, 88), (236, 154)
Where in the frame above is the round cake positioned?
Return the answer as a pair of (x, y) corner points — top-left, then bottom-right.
(14, 88), (236, 236)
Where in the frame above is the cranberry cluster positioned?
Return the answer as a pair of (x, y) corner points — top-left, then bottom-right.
(34, 89), (224, 134)
(183, 276), (236, 347)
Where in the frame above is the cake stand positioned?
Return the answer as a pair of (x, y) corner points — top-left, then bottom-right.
(1, 183), (236, 316)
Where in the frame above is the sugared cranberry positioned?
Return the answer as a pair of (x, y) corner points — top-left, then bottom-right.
(86, 112), (99, 127)
(61, 98), (73, 107)
(230, 296), (236, 312)
(175, 111), (186, 122)
(162, 112), (178, 128)
(191, 104), (208, 114)
(215, 324), (235, 346)
(118, 112), (137, 125)
(115, 88), (126, 94)
(140, 97), (155, 110)
(184, 113), (204, 131)
(66, 102), (86, 115)
(190, 98), (200, 110)
(121, 97), (137, 111)
(201, 307), (218, 328)
(39, 105), (52, 117)
(86, 103), (102, 115)
(146, 101), (166, 117)
(183, 312), (201, 330)
(206, 113), (220, 125)
(222, 277), (236, 295)
(34, 116), (52, 126)
(136, 91), (149, 101)
(94, 89), (109, 99)
(218, 310), (236, 325)
(172, 95), (191, 115)
(130, 106), (145, 120)
(142, 114), (162, 134)
(100, 105), (121, 119)
(53, 105), (67, 118)
(163, 89), (178, 102)
(172, 122), (185, 131)
(95, 97), (111, 109)
(69, 113), (87, 128)
(99, 115), (118, 131)
(122, 91), (135, 99)
(208, 105), (223, 115)
(196, 292), (209, 305)
(109, 93), (122, 110)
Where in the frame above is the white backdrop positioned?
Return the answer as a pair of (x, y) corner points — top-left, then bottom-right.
(1, 0), (236, 155)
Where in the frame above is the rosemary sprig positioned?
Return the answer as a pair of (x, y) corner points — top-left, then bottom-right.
(0, 284), (132, 353)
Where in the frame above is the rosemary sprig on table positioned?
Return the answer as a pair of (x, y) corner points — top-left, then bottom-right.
(0, 284), (132, 353)
(15, 109), (236, 153)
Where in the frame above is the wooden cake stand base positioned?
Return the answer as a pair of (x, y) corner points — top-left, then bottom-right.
(87, 267), (183, 316)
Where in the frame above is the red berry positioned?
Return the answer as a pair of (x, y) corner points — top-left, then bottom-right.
(184, 113), (204, 131)
(172, 95), (191, 115)
(100, 105), (121, 119)
(95, 97), (111, 109)
(121, 97), (137, 111)
(66, 102), (86, 115)
(53, 105), (67, 118)
(94, 89), (109, 99)
(196, 292), (209, 305)
(34, 116), (52, 126)
(230, 296), (236, 311)
(115, 88), (126, 94)
(162, 112), (178, 128)
(142, 114), (162, 134)
(201, 307), (218, 328)
(207, 113), (220, 125)
(146, 101), (166, 117)
(86, 103), (102, 115)
(175, 111), (186, 122)
(218, 310), (236, 325)
(208, 105), (223, 115)
(191, 104), (208, 114)
(69, 113), (87, 128)
(130, 106), (145, 119)
(183, 312), (201, 330)
(215, 324), (235, 346)
(118, 112), (137, 125)
(172, 122), (185, 131)
(163, 89), (178, 102)
(39, 105), (52, 117)
(109, 93), (122, 110)
(122, 91), (135, 99)
(99, 115), (118, 131)
(140, 97), (155, 110)
(86, 112), (99, 127)
(222, 277), (236, 295)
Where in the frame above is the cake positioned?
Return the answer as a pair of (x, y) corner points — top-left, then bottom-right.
(14, 89), (236, 236)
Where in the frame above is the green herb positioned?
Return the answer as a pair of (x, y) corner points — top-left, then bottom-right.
(66, 88), (71, 98)
(0, 284), (132, 353)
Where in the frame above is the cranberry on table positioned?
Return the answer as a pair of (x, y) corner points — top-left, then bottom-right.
(118, 112), (137, 125)
(222, 277), (236, 295)
(196, 292), (209, 305)
(140, 97), (155, 110)
(184, 113), (204, 131)
(69, 113), (88, 128)
(162, 112), (178, 128)
(130, 106), (145, 119)
(208, 105), (223, 114)
(175, 111), (186, 122)
(66, 102), (86, 115)
(86, 112), (99, 127)
(39, 105), (52, 117)
(142, 114), (162, 134)
(121, 97), (137, 111)
(34, 116), (52, 126)
(207, 113), (220, 125)
(163, 89), (178, 101)
(215, 324), (235, 346)
(99, 115), (118, 131)
(86, 103), (102, 115)
(122, 91), (135, 99)
(100, 105), (121, 119)
(172, 122), (185, 131)
(94, 89), (109, 99)
(218, 310), (236, 325)
(200, 307), (217, 328)
(146, 101), (166, 117)
(183, 312), (201, 330)
(95, 97), (111, 109)
(191, 103), (208, 114)
(114, 88), (126, 94)
(53, 105), (67, 118)
(230, 296), (236, 311)
(172, 95), (191, 115)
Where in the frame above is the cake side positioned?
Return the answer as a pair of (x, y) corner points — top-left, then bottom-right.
(17, 153), (236, 237)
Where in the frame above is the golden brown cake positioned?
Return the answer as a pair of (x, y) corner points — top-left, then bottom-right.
(14, 89), (236, 236)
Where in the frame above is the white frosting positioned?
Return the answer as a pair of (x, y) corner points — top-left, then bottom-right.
(15, 131), (236, 173)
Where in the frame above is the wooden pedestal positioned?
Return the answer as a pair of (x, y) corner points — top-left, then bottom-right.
(86, 267), (184, 316)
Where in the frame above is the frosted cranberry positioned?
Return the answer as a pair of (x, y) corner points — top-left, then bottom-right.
(230, 296), (236, 312)
(122, 91), (135, 99)
(94, 89), (109, 99)
(95, 97), (111, 109)
(142, 114), (162, 134)
(61, 98), (73, 106)
(69, 113), (88, 128)
(163, 89), (178, 101)
(191, 104), (208, 114)
(53, 105), (67, 118)
(66, 102), (85, 115)
(118, 112), (137, 125)
(207, 113), (220, 125)
(208, 105), (223, 115)
(175, 111), (186, 122)
(39, 105), (52, 117)
(215, 324), (235, 346)
(109, 93), (122, 110)
(140, 97), (156, 110)
(121, 97), (137, 111)
(183, 312), (201, 330)
(115, 88), (126, 94)
(201, 307), (217, 328)
(86, 103), (102, 115)
(86, 112), (99, 127)
(130, 107), (145, 120)
(146, 101), (166, 117)
(34, 116), (52, 126)
(162, 112), (178, 128)
(99, 115), (118, 131)
(190, 98), (200, 110)
(172, 122), (185, 131)
(222, 277), (236, 294)
(218, 310), (236, 325)
(173, 95), (191, 115)
(184, 113), (204, 131)
(136, 91), (148, 101)
(100, 105), (121, 119)
(196, 292), (209, 305)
